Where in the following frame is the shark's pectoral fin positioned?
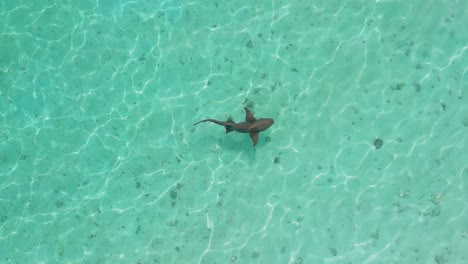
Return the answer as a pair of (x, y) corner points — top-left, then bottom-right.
(249, 132), (259, 146)
(244, 107), (256, 122)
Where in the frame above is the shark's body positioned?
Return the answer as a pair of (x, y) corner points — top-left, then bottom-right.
(194, 107), (274, 146)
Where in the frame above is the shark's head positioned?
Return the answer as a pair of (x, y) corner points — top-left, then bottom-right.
(255, 118), (274, 131)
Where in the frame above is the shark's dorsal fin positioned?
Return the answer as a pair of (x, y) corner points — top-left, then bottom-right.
(244, 107), (256, 122)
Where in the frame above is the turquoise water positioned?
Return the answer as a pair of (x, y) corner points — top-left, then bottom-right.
(1, 0), (467, 263)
